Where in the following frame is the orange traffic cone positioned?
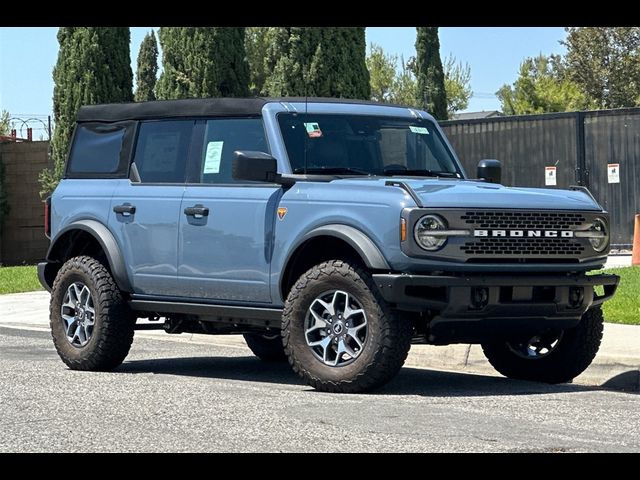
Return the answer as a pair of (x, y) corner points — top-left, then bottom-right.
(633, 214), (640, 266)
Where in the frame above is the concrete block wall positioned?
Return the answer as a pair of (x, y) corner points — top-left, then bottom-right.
(0, 141), (51, 265)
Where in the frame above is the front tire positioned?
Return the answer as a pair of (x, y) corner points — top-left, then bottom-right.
(243, 333), (287, 362)
(481, 307), (604, 384)
(282, 260), (413, 393)
(50, 256), (135, 371)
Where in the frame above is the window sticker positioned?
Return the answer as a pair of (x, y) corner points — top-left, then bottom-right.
(409, 126), (429, 134)
(304, 122), (323, 138)
(203, 141), (224, 174)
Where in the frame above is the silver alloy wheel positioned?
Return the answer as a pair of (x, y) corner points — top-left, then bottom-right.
(60, 282), (96, 348)
(304, 290), (368, 367)
(507, 330), (564, 359)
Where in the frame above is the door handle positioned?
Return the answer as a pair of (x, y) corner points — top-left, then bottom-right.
(113, 204), (136, 216)
(184, 204), (209, 219)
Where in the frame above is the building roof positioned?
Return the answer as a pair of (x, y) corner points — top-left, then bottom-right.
(76, 97), (408, 123)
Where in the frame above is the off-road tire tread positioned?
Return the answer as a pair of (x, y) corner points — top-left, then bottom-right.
(282, 259), (413, 393)
(50, 255), (135, 371)
(481, 307), (604, 384)
(243, 333), (287, 362)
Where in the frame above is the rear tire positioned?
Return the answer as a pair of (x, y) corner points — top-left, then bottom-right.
(282, 260), (413, 393)
(481, 307), (604, 384)
(50, 256), (135, 371)
(243, 333), (287, 362)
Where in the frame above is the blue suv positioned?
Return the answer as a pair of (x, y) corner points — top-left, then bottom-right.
(38, 97), (619, 393)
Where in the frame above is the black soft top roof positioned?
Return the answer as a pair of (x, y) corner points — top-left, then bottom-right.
(76, 97), (403, 123)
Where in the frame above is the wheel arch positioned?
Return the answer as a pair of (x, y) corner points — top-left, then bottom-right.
(280, 224), (390, 300)
(43, 220), (132, 293)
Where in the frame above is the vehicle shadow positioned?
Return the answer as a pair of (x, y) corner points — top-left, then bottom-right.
(118, 355), (601, 397)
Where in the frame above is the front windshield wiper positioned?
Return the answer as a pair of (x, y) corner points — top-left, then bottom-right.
(293, 167), (372, 176)
(383, 168), (459, 178)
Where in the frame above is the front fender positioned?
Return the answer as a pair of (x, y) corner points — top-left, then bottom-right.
(295, 224), (390, 270)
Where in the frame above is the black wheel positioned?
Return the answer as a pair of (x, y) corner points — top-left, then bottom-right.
(243, 333), (287, 362)
(481, 307), (604, 384)
(50, 255), (136, 371)
(282, 259), (413, 393)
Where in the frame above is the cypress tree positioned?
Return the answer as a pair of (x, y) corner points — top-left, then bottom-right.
(415, 27), (447, 120)
(41, 27), (133, 195)
(135, 30), (158, 102)
(263, 27), (370, 99)
(156, 27), (249, 100)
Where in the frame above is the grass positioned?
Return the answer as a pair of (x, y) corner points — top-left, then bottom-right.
(599, 266), (640, 325)
(0, 265), (42, 294)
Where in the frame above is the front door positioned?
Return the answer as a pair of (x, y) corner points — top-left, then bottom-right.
(178, 118), (280, 303)
(109, 120), (194, 296)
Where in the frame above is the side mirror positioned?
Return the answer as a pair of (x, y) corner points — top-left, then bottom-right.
(477, 159), (502, 184)
(232, 151), (278, 183)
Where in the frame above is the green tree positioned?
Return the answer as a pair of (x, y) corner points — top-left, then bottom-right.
(245, 27), (269, 95)
(367, 43), (397, 102)
(41, 28), (133, 196)
(497, 54), (595, 115)
(156, 27), (249, 100)
(135, 30), (158, 102)
(414, 27), (447, 120)
(443, 55), (472, 117)
(563, 27), (640, 109)
(0, 110), (11, 135)
(390, 57), (417, 106)
(263, 27), (370, 99)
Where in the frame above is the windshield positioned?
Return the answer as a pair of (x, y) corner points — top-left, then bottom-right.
(277, 113), (463, 177)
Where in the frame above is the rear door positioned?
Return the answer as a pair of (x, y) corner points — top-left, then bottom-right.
(177, 118), (280, 303)
(108, 120), (194, 296)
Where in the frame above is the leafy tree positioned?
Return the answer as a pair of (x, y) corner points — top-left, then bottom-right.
(497, 54), (596, 115)
(245, 27), (269, 95)
(41, 27), (133, 196)
(563, 27), (640, 109)
(263, 27), (370, 99)
(367, 43), (397, 102)
(156, 27), (249, 100)
(135, 30), (158, 102)
(390, 57), (418, 106)
(0, 110), (11, 135)
(443, 55), (472, 117)
(415, 27), (447, 120)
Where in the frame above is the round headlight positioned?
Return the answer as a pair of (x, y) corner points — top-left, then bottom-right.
(414, 214), (448, 251)
(588, 218), (609, 252)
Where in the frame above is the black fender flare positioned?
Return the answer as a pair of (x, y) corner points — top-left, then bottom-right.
(283, 224), (390, 273)
(46, 219), (132, 292)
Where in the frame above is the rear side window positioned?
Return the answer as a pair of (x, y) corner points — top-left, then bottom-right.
(133, 120), (194, 183)
(66, 123), (127, 176)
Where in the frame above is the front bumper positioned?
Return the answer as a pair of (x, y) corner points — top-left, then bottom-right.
(372, 272), (619, 343)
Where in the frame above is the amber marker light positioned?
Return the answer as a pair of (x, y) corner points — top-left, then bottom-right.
(400, 218), (407, 242)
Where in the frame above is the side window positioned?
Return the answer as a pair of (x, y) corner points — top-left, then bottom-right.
(67, 123), (127, 175)
(133, 120), (194, 183)
(199, 118), (268, 184)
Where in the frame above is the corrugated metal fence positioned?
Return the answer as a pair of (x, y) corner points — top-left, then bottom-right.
(441, 108), (640, 247)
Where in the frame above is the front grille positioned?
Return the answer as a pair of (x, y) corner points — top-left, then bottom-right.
(460, 211), (586, 230)
(461, 237), (585, 256)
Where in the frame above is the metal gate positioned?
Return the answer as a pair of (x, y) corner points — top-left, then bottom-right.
(441, 108), (640, 247)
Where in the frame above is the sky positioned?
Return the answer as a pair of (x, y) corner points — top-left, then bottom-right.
(0, 27), (568, 127)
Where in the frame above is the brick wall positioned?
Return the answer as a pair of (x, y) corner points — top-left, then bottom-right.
(0, 141), (51, 265)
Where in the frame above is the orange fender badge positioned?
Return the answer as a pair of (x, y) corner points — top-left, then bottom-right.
(277, 207), (288, 220)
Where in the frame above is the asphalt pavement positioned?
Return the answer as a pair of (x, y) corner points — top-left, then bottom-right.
(1, 326), (639, 452)
(0, 255), (637, 451)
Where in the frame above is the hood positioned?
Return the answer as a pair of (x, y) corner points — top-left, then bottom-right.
(333, 177), (603, 211)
